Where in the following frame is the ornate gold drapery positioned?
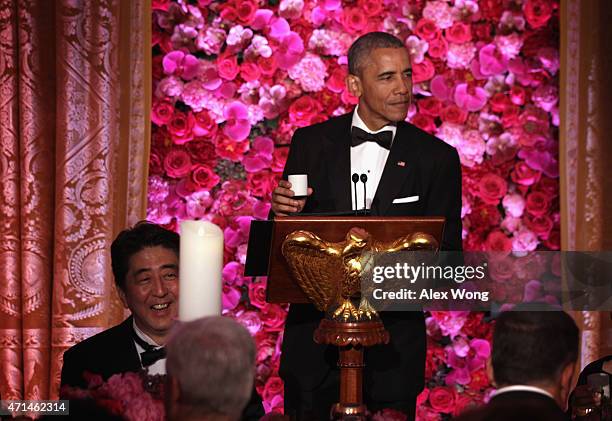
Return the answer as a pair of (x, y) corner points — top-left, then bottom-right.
(561, 0), (612, 367)
(0, 0), (151, 400)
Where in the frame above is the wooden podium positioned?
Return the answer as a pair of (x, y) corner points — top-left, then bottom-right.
(246, 216), (445, 419)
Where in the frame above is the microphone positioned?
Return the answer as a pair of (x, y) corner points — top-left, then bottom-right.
(351, 173), (360, 213)
(360, 173), (368, 212)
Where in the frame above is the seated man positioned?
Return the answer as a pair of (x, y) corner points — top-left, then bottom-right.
(455, 307), (579, 421)
(165, 316), (256, 421)
(60, 222), (264, 420)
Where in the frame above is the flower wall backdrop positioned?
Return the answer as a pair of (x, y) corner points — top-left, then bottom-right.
(148, 0), (559, 418)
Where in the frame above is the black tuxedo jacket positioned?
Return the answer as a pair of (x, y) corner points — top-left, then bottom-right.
(453, 390), (570, 421)
(278, 113), (462, 405)
(60, 316), (264, 420)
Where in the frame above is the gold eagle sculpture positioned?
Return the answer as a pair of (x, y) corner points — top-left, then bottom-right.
(281, 227), (438, 322)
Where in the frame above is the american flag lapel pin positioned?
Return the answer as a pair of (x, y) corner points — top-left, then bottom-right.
(397, 161), (406, 167)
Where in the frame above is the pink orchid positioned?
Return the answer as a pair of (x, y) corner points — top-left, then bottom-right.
(517, 138), (559, 177)
(253, 200), (272, 220)
(162, 50), (200, 80)
(243, 136), (274, 172)
(454, 83), (488, 112)
(430, 75), (456, 101)
(479, 44), (508, 76)
(268, 17), (291, 40)
(200, 63), (222, 91)
(405, 35), (429, 64)
(251, 9), (274, 30)
(275, 32), (304, 69)
(223, 285), (242, 310)
(223, 101), (252, 141)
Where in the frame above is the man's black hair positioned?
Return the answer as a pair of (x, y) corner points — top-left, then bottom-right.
(347, 31), (405, 76)
(110, 221), (179, 291)
(492, 306), (579, 386)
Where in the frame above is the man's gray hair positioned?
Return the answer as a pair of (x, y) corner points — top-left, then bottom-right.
(347, 31), (405, 76)
(166, 316), (256, 419)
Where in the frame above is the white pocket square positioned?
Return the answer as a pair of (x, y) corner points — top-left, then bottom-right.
(392, 195), (419, 204)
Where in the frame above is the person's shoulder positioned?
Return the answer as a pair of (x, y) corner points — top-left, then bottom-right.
(399, 121), (457, 157)
(293, 113), (352, 138)
(64, 319), (130, 361)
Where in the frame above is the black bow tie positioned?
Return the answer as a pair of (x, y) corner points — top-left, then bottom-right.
(132, 327), (166, 367)
(351, 126), (393, 150)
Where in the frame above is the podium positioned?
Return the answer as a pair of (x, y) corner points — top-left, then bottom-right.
(246, 216), (445, 419)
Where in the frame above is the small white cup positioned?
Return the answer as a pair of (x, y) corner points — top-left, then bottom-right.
(288, 174), (308, 198)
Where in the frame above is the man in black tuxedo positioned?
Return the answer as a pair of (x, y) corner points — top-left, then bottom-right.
(271, 32), (462, 419)
(60, 222), (264, 420)
(455, 307), (579, 421)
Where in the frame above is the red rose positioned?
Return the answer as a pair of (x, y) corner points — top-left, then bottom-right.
(193, 110), (217, 138)
(501, 105), (521, 128)
(152, 0), (170, 11)
(219, 4), (237, 21)
(163, 150), (192, 178)
(468, 205), (501, 233)
(480, 0), (504, 22)
(489, 93), (511, 114)
(191, 164), (220, 190)
(247, 171), (278, 198)
(342, 8), (367, 34)
(216, 135), (249, 162)
(445, 22), (472, 44)
(511, 162), (541, 186)
(543, 228), (560, 250)
(248, 282), (267, 309)
(485, 230), (512, 253)
(326, 66), (347, 93)
(519, 107), (550, 136)
(258, 55), (278, 77)
(472, 22), (493, 43)
(428, 386), (455, 413)
(235, 0), (257, 24)
(524, 0), (554, 29)
(168, 111), (195, 144)
(288, 96), (321, 127)
(262, 376), (284, 403)
(151, 99), (174, 126)
(468, 368), (490, 391)
(217, 54), (239, 81)
(412, 58), (435, 83)
(149, 150), (163, 175)
(534, 176), (559, 197)
(453, 392), (477, 417)
(489, 256), (514, 281)
(524, 213), (553, 239)
(411, 114), (436, 134)
(260, 304), (286, 330)
(441, 104), (467, 124)
(427, 35), (448, 59)
(359, 0), (383, 17)
(152, 55), (164, 81)
(240, 61), (261, 82)
(415, 19), (440, 41)
(525, 191), (550, 216)
(418, 97), (442, 117)
(272, 147), (289, 173)
(187, 139), (216, 165)
(477, 173), (507, 205)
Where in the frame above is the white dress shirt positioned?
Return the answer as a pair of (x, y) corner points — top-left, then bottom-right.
(350, 106), (397, 210)
(133, 319), (166, 375)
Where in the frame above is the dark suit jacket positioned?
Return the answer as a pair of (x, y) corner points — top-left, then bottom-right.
(60, 316), (264, 421)
(278, 113), (462, 406)
(453, 390), (570, 421)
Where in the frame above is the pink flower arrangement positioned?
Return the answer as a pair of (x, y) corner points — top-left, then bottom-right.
(150, 0), (560, 416)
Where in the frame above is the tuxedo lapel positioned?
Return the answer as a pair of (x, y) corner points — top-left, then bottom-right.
(114, 316), (143, 373)
(372, 122), (420, 216)
(324, 113), (352, 212)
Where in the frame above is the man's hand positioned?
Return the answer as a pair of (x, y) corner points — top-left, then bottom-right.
(271, 180), (313, 216)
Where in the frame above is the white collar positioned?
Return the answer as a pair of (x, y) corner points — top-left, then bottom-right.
(132, 318), (163, 347)
(351, 105), (397, 142)
(493, 384), (555, 400)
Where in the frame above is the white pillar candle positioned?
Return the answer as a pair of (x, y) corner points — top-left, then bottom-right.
(179, 220), (224, 321)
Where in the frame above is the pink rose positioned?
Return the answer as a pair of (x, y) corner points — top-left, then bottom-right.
(418, 97), (442, 117)
(260, 304), (286, 330)
(415, 18), (440, 41)
(326, 66), (347, 93)
(445, 22), (472, 44)
(262, 376), (284, 403)
(167, 111), (195, 144)
(524, 213), (553, 239)
(163, 150), (192, 179)
(411, 114), (436, 134)
(359, 0), (383, 17)
(272, 147), (289, 172)
(428, 35), (448, 59)
(240, 61), (261, 82)
(512, 228), (539, 251)
(217, 54), (240, 80)
(342, 7), (367, 34)
(191, 164), (220, 190)
(511, 162), (541, 186)
(429, 386), (455, 413)
(248, 282), (267, 309)
(477, 173), (507, 205)
(485, 231), (512, 253)
(523, 0), (554, 29)
(247, 171), (278, 198)
(412, 58), (435, 83)
(440, 104), (467, 124)
(193, 110), (217, 138)
(525, 191), (550, 217)
(235, 0), (258, 24)
(151, 99), (174, 126)
(502, 193), (526, 218)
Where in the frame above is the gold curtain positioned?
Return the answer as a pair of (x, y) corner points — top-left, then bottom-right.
(561, 0), (612, 367)
(0, 0), (151, 400)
